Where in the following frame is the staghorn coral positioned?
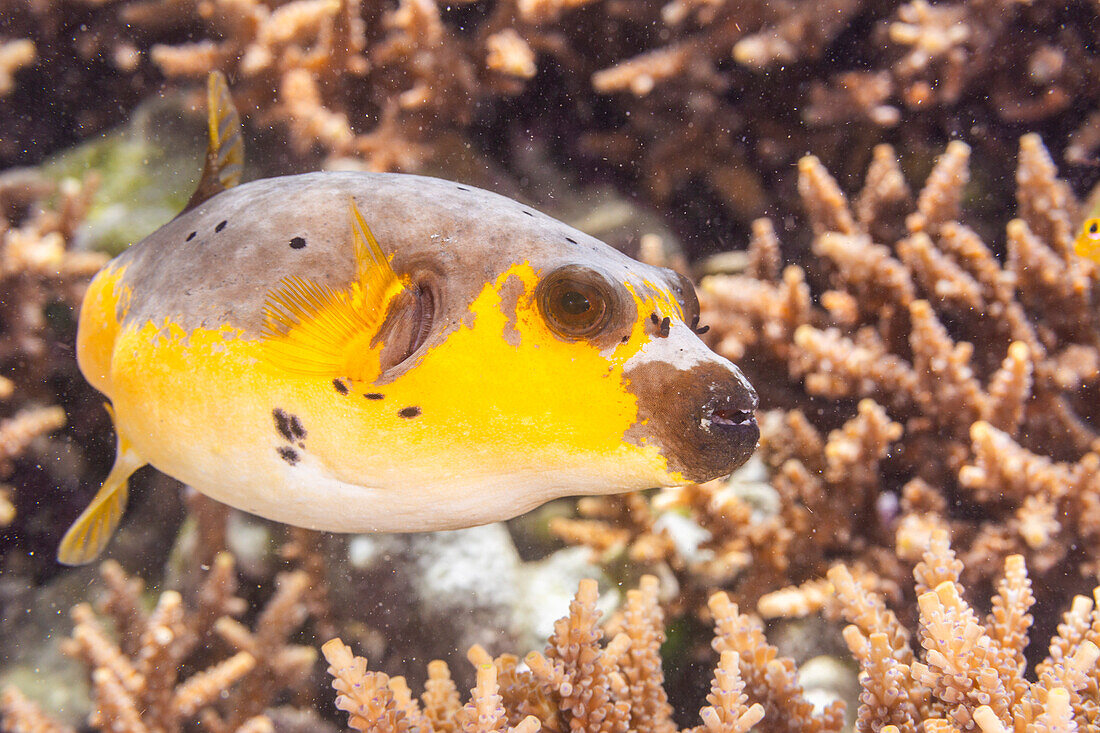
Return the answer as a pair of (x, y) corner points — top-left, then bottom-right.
(323, 561), (1100, 733)
(0, 39), (35, 97)
(829, 531), (1100, 733)
(2, 0), (1096, 259)
(7, 553), (1100, 733)
(0, 404), (66, 526)
(322, 576), (825, 733)
(711, 135), (1100, 587)
(0, 687), (77, 733)
(26, 0), (553, 173)
(719, 135), (1099, 586)
(579, 0), (1098, 249)
(0, 171), (104, 387)
(0, 170), (106, 537)
(0, 554), (316, 733)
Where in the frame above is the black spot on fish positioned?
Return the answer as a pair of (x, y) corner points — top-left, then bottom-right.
(456, 185), (470, 191)
(186, 231), (197, 242)
(365, 393), (384, 400)
(398, 406), (421, 419)
(273, 409), (293, 440)
(658, 317), (671, 338)
(333, 378), (349, 395)
(523, 211), (534, 217)
(565, 236), (578, 244)
(215, 220), (228, 232)
(273, 408), (306, 441)
(277, 446), (299, 465)
(650, 312), (660, 326)
(290, 236), (306, 249)
(621, 335), (629, 343)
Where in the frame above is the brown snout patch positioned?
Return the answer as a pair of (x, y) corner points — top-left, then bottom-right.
(625, 360), (759, 482)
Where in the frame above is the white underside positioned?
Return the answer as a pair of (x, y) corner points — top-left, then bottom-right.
(183, 452), (656, 533)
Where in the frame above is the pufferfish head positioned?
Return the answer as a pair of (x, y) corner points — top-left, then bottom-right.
(359, 193), (758, 489)
(522, 257), (760, 483)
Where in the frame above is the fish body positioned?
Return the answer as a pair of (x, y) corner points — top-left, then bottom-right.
(59, 74), (758, 563)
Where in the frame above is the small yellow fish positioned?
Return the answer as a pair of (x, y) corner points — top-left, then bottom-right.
(58, 73), (758, 564)
(1075, 217), (1100, 263)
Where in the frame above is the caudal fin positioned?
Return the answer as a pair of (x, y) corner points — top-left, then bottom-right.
(57, 409), (145, 565)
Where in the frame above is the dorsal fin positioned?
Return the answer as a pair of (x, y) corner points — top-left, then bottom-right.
(261, 199), (407, 382)
(183, 71), (244, 212)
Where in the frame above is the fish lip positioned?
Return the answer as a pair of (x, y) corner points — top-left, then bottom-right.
(699, 388), (759, 443)
(702, 383), (758, 420)
(699, 396), (761, 435)
(706, 408), (757, 429)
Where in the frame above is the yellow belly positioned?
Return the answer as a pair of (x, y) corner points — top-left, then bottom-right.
(96, 325), (668, 530)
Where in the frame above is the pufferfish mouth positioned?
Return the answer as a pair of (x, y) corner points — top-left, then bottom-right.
(700, 387), (759, 445)
(705, 403), (757, 430)
(711, 409), (754, 426)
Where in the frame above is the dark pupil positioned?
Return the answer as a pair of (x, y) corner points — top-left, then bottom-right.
(1091, 222), (1099, 234)
(560, 290), (590, 315)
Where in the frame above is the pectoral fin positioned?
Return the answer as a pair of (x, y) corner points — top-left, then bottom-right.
(183, 70), (244, 213)
(57, 408), (146, 565)
(261, 200), (408, 382)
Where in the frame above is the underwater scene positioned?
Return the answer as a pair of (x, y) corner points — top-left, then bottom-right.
(2, 0), (1100, 731)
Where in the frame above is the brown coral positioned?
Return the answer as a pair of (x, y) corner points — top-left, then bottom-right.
(704, 135), (1099, 591)
(323, 577), (814, 733)
(4, 0), (1096, 266)
(832, 533), (1100, 733)
(2, 554), (316, 733)
(0, 170), (106, 538)
(323, 560), (1100, 733)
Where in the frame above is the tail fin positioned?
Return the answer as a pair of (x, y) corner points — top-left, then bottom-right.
(183, 70), (244, 212)
(57, 406), (145, 565)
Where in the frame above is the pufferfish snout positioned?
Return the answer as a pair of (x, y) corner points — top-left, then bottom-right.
(618, 277), (759, 484)
(56, 71), (759, 565)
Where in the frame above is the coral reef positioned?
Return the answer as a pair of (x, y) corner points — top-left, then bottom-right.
(3, 3), (1100, 732)
(322, 548), (1100, 733)
(322, 576), (806, 733)
(6, 550), (1100, 732)
(1, 555), (317, 733)
(829, 532), (1100, 733)
(0, 169), (106, 542)
(2, 0), (1096, 254)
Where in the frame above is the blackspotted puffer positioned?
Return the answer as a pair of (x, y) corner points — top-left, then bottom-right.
(58, 73), (758, 564)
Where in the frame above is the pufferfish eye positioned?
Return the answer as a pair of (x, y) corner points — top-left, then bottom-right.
(537, 265), (614, 339)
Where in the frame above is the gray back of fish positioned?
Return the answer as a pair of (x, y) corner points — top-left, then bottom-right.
(114, 172), (656, 336)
